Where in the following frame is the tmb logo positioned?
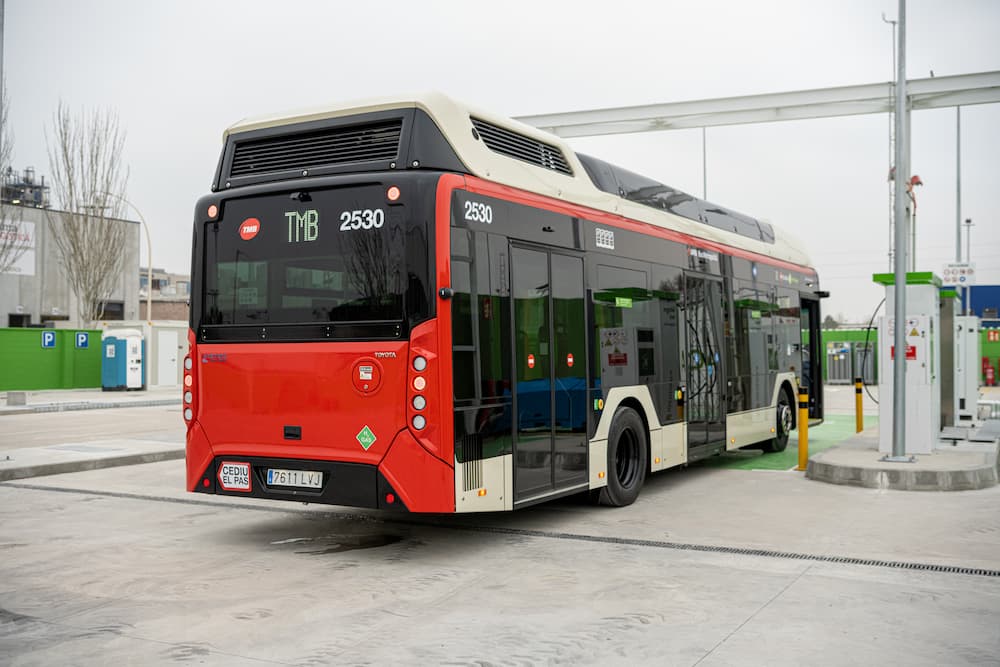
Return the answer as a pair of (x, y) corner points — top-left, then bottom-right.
(239, 217), (261, 240)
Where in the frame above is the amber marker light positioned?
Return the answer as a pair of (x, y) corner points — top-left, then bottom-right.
(477, 489), (487, 497)
(207, 204), (218, 219)
(386, 185), (401, 202)
(598, 472), (606, 479)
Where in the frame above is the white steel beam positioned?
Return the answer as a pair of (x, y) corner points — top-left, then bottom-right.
(515, 71), (1000, 138)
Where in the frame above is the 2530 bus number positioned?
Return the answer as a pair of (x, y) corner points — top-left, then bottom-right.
(340, 209), (385, 231)
(464, 200), (493, 224)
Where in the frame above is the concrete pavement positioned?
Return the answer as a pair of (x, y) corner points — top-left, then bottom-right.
(2, 384), (999, 492)
(1, 385), (181, 416)
(0, 388), (184, 482)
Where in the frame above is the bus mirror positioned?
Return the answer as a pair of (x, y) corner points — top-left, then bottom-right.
(438, 288), (454, 300)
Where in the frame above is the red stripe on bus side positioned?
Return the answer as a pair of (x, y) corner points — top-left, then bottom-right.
(460, 175), (818, 278)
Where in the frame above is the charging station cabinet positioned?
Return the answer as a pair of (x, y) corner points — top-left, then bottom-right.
(875, 273), (940, 455)
(955, 315), (981, 425)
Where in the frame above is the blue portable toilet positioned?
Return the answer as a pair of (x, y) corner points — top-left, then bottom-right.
(101, 329), (145, 391)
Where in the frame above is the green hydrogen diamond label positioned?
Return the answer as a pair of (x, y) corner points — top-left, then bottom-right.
(356, 425), (377, 450)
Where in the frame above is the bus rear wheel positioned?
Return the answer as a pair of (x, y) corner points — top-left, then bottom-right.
(761, 388), (793, 453)
(598, 406), (648, 507)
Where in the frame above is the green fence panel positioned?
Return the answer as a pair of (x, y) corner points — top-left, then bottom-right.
(983, 326), (1000, 385)
(0, 328), (102, 391)
(820, 326), (1000, 385)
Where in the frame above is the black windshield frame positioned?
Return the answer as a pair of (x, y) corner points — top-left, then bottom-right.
(194, 174), (437, 343)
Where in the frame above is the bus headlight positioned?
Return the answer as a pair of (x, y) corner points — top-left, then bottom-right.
(412, 395), (426, 411)
(412, 415), (426, 430)
(413, 356), (427, 372)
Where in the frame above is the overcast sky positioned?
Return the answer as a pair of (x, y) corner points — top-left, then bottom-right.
(6, 0), (999, 322)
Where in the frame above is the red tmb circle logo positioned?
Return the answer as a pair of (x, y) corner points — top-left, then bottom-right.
(239, 218), (261, 240)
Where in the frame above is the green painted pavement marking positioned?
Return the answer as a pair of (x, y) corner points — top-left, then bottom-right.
(696, 414), (878, 471)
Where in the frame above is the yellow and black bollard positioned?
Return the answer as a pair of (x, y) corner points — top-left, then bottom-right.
(855, 377), (864, 433)
(796, 386), (809, 471)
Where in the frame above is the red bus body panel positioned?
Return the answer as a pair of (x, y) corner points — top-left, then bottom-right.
(186, 174), (463, 513)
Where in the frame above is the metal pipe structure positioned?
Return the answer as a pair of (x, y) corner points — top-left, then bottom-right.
(515, 71), (1000, 138)
(101, 192), (152, 321)
(889, 0), (910, 462)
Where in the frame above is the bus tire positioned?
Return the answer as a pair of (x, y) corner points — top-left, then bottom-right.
(598, 406), (648, 507)
(761, 387), (793, 453)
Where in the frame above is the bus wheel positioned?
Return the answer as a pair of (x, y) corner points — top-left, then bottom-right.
(599, 407), (648, 507)
(761, 389), (793, 453)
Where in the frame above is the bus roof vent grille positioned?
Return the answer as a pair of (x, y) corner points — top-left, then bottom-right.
(471, 118), (573, 176)
(229, 119), (403, 178)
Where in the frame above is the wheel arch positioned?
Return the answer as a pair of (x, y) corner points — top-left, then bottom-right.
(772, 373), (798, 430)
(593, 386), (660, 474)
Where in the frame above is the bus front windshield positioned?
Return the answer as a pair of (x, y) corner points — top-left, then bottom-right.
(202, 185), (431, 330)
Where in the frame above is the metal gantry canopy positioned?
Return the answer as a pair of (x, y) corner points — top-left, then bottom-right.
(514, 71), (1000, 137)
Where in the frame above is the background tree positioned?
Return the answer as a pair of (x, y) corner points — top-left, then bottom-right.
(0, 77), (28, 274)
(46, 102), (129, 325)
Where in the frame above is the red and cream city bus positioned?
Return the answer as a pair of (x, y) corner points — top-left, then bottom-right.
(185, 93), (824, 513)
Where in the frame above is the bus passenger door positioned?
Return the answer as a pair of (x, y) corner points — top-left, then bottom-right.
(684, 274), (727, 455)
(510, 246), (588, 503)
(800, 296), (824, 421)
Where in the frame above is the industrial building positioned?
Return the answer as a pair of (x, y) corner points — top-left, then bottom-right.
(0, 201), (141, 328)
(1, 166), (141, 328)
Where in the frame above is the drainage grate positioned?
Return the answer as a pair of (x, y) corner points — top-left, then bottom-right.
(444, 525), (1000, 578)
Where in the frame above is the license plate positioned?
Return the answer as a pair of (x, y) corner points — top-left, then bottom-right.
(266, 468), (323, 489)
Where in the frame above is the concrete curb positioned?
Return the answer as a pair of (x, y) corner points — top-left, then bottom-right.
(0, 398), (180, 416)
(806, 450), (999, 491)
(0, 448), (185, 482)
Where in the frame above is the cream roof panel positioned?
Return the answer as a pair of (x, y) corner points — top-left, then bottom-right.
(222, 92), (815, 273)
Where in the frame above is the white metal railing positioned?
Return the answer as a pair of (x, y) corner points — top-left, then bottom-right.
(978, 400), (1000, 420)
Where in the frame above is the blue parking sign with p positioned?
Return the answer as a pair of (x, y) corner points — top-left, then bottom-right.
(41, 331), (57, 349)
(76, 332), (89, 349)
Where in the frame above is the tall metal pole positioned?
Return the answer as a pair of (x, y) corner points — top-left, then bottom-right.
(965, 218), (972, 262)
(882, 13), (897, 271)
(957, 107), (963, 312)
(702, 127), (707, 199)
(964, 218), (972, 314)
(1, 0), (5, 93)
(956, 108), (962, 264)
(889, 0), (910, 461)
(101, 191), (153, 321)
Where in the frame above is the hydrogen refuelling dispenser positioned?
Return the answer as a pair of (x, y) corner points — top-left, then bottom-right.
(101, 329), (145, 391)
(874, 273), (941, 455)
(955, 314), (982, 425)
